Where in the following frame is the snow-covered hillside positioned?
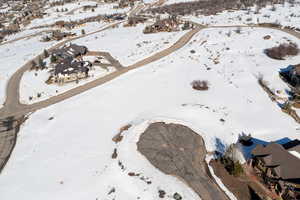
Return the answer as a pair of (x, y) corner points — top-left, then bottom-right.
(188, 2), (300, 28)
(1, 27), (300, 200)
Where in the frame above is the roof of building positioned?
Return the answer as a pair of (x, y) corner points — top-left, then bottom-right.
(51, 44), (87, 59)
(294, 64), (300, 76)
(252, 141), (300, 180)
(54, 57), (91, 76)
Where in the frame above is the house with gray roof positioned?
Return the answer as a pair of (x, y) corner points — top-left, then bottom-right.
(251, 140), (300, 199)
(48, 57), (92, 85)
(279, 64), (300, 95)
(51, 43), (88, 60)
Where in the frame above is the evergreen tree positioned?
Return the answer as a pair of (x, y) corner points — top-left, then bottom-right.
(50, 55), (57, 63)
(44, 49), (49, 58)
(38, 57), (44, 67)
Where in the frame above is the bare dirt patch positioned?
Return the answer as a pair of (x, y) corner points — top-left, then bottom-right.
(112, 124), (132, 143)
(137, 122), (229, 200)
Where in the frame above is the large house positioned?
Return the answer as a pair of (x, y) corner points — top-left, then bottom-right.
(143, 16), (180, 34)
(51, 44), (88, 60)
(279, 64), (300, 94)
(48, 57), (92, 84)
(48, 44), (90, 84)
(251, 140), (300, 199)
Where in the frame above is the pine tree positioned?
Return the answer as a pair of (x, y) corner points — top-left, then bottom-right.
(38, 57), (44, 67)
(50, 55), (57, 63)
(44, 49), (49, 58)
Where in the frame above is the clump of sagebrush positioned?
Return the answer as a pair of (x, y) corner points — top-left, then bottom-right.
(265, 42), (299, 60)
(191, 80), (209, 91)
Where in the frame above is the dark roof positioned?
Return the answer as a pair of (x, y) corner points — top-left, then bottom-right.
(294, 64), (300, 76)
(51, 44), (87, 59)
(282, 139), (300, 150)
(54, 58), (91, 76)
(252, 142), (300, 180)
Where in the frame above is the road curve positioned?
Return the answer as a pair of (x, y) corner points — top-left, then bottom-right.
(0, 25), (202, 118)
(2, 24), (300, 119)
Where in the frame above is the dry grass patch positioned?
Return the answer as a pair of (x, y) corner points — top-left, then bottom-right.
(112, 124), (132, 143)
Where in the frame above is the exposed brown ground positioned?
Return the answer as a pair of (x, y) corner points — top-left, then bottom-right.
(210, 159), (279, 200)
(137, 122), (229, 200)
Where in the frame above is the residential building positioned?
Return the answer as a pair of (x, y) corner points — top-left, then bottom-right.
(251, 140), (300, 199)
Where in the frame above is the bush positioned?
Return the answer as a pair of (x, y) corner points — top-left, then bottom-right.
(50, 55), (57, 63)
(44, 49), (49, 58)
(221, 156), (244, 177)
(191, 80), (209, 90)
(265, 43), (299, 60)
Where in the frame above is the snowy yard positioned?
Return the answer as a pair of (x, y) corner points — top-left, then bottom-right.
(20, 64), (116, 104)
(28, 2), (130, 29)
(1, 27), (300, 200)
(74, 23), (188, 66)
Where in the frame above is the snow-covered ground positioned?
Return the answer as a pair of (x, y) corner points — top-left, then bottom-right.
(164, 0), (198, 5)
(28, 2), (130, 29)
(18, 23), (188, 104)
(20, 64), (116, 104)
(74, 23), (188, 66)
(1, 27), (300, 199)
(188, 2), (300, 28)
(0, 37), (58, 108)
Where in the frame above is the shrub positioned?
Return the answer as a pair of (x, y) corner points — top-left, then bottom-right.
(265, 43), (299, 60)
(191, 80), (209, 90)
(232, 161), (244, 176)
(44, 49), (49, 58)
(220, 156), (244, 176)
(50, 55), (57, 63)
(235, 27), (242, 34)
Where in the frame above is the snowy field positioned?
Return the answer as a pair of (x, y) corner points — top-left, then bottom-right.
(1, 27), (300, 200)
(3, 28), (49, 42)
(28, 2), (130, 29)
(164, 0), (198, 5)
(74, 23), (188, 66)
(188, 2), (300, 28)
(20, 64), (116, 104)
